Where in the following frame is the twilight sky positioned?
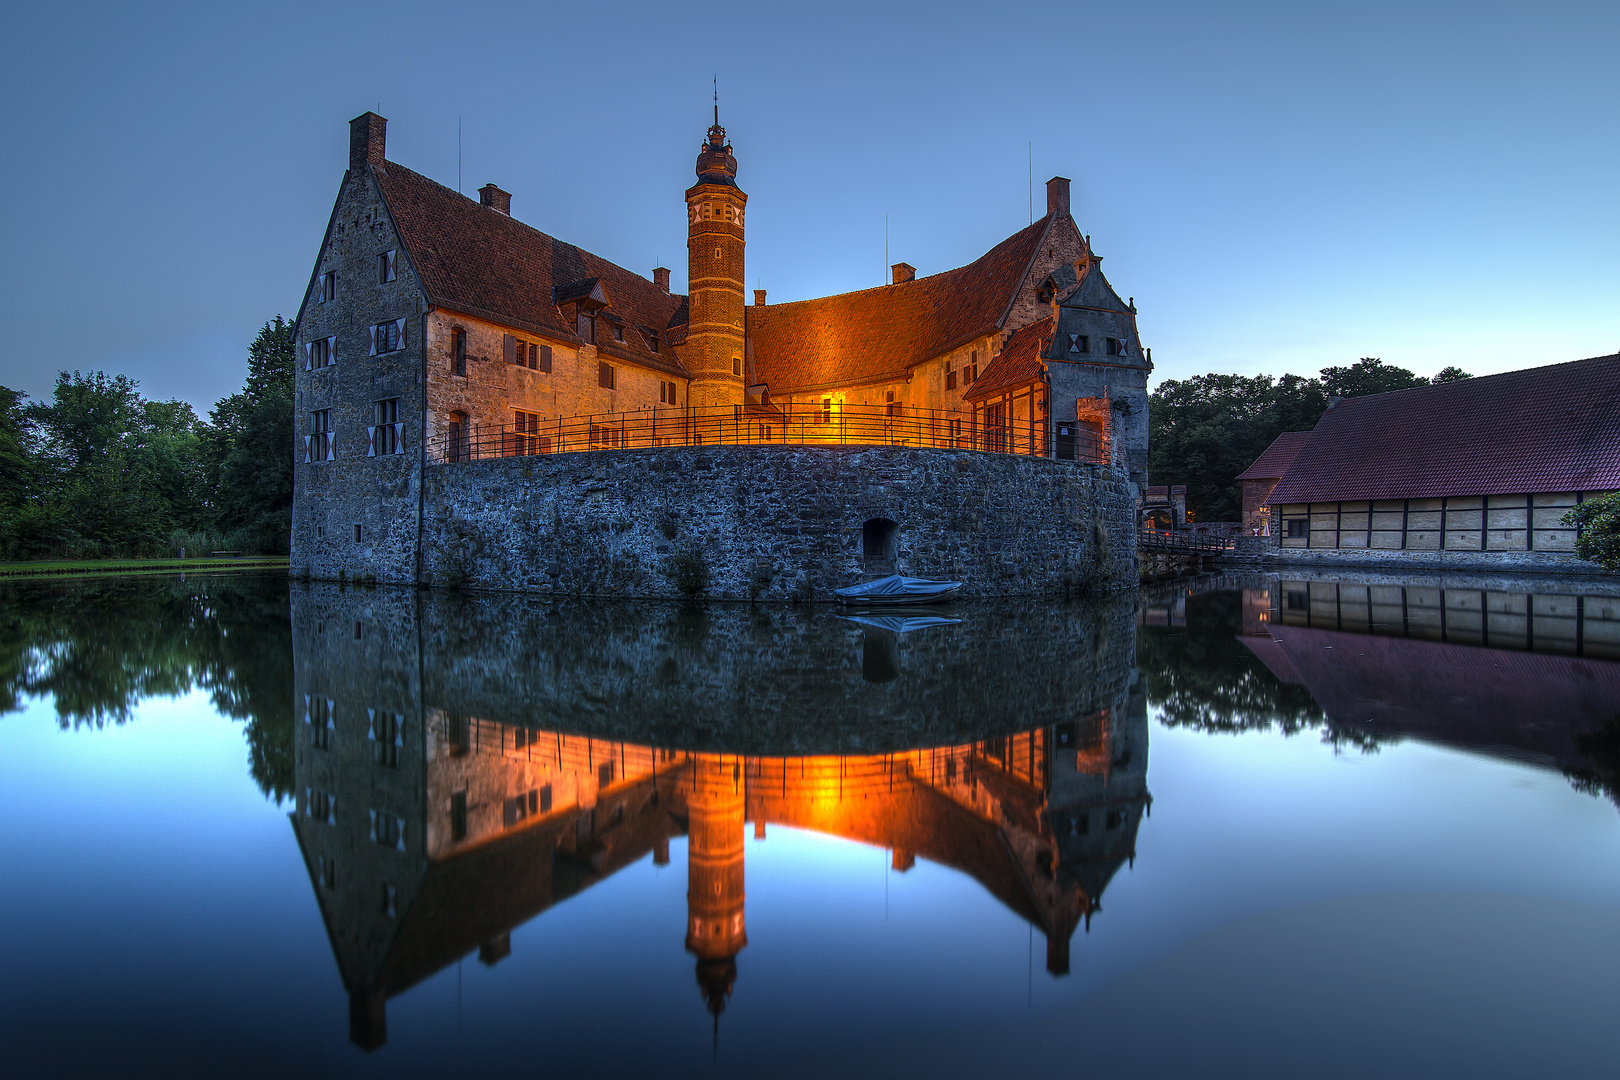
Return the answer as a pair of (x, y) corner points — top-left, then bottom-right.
(2, 0), (1616, 414)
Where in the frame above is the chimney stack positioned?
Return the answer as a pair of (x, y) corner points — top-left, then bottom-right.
(890, 262), (915, 285)
(1046, 176), (1071, 220)
(753, 289), (767, 306)
(349, 112), (387, 172)
(479, 184), (511, 215)
(653, 267), (671, 293)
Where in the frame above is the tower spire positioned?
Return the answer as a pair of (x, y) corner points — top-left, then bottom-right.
(714, 76), (719, 128)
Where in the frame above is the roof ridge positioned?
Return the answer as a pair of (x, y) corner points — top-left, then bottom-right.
(752, 215), (1052, 312)
(1338, 351), (1620, 405)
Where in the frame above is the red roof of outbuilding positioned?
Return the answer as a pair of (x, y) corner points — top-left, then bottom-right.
(373, 161), (692, 379)
(963, 317), (1053, 402)
(1236, 430), (1312, 481)
(749, 217), (1051, 394)
(1267, 354), (1620, 504)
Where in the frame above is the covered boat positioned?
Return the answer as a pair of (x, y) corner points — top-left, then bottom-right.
(838, 612), (962, 633)
(832, 574), (963, 606)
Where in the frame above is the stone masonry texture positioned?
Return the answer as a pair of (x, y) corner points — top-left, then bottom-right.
(291, 445), (1137, 599)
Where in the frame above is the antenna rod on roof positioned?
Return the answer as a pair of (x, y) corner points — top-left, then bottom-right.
(458, 116), (462, 195)
(885, 213), (888, 287)
(714, 76), (719, 127)
(1028, 142), (1033, 225)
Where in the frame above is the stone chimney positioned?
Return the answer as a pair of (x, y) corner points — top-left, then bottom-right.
(753, 289), (767, 306)
(479, 184), (511, 215)
(1046, 176), (1071, 219)
(891, 262), (915, 285)
(349, 112), (387, 171)
(653, 267), (671, 293)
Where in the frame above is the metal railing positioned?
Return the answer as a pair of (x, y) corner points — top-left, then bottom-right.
(428, 402), (1109, 466)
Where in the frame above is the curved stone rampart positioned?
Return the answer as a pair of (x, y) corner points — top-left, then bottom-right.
(413, 445), (1137, 599)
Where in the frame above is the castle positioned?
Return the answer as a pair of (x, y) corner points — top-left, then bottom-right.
(289, 111), (1148, 595)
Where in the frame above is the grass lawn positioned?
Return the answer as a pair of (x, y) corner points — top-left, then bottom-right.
(0, 556), (289, 579)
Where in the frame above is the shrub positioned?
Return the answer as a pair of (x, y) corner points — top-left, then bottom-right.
(1565, 493), (1620, 572)
(667, 547), (709, 596)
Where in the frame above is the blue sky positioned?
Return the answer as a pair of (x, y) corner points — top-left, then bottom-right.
(2, 0), (1615, 413)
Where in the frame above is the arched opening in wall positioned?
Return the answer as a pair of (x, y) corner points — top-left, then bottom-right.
(862, 518), (899, 574)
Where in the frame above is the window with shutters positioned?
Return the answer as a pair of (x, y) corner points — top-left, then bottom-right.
(526, 343), (539, 370)
(307, 695), (333, 750)
(308, 409), (332, 462)
(816, 398), (832, 424)
(304, 787), (336, 825)
(660, 380), (678, 406)
(732, 357), (742, 377)
(452, 328), (467, 376)
(378, 249), (396, 283)
(369, 710), (403, 769)
(1106, 337), (1123, 356)
(319, 271), (335, 303)
(371, 398), (400, 455)
(309, 337), (334, 369)
(373, 320), (403, 354)
(1071, 334), (1090, 354)
(536, 345), (552, 373)
(370, 809), (404, 850)
(969, 350), (979, 383)
(945, 359), (956, 391)
(510, 409), (540, 456)
(598, 361), (616, 390)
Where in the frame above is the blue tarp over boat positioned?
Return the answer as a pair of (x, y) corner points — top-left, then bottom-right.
(832, 574), (963, 606)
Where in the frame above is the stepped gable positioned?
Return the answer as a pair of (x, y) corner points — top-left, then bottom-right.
(749, 217), (1051, 394)
(372, 161), (692, 379)
(1236, 430), (1311, 481)
(1268, 353), (1620, 504)
(964, 317), (1054, 402)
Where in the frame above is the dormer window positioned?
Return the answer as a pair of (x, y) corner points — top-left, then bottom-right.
(646, 330), (660, 353)
(612, 322), (625, 343)
(1036, 278), (1056, 305)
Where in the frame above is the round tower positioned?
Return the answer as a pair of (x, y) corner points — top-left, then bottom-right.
(685, 754), (747, 1027)
(685, 105), (747, 409)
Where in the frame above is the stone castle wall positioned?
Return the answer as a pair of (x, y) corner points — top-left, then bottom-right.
(391, 445), (1138, 600)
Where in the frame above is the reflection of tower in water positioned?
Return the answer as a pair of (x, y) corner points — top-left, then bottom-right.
(685, 754), (748, 1048)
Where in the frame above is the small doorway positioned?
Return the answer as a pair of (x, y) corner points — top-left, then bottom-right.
(862, 518), (899, 574)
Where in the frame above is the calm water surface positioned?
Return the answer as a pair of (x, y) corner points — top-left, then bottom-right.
(3, 571), (1620, 1078)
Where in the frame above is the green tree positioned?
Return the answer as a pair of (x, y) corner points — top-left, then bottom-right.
(1148, 373), (1328, 521)
(1318, 357), (1428, 398)
(1565, 492), (1620, 572)
(1431, 365), (1473, 384)
(206, 318), (296, 552)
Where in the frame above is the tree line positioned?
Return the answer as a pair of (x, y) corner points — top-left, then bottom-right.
(0, 318), (295, 560)
(1148, 357), (1473, 522)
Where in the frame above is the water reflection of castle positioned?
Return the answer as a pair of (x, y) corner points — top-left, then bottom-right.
(289, 586), (1145, 1049)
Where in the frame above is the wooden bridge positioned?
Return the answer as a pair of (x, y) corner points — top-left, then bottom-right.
(1138, 529), (1271, 579)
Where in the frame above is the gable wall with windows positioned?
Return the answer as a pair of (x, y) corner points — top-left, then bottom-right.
(292, 165), (427, 582)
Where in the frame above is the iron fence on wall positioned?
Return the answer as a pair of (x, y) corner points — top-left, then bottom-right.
(427, 402), (1108, 466)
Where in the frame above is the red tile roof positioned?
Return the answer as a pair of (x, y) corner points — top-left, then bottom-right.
(963, 317), (1052, 402)
(748, 217), (1052, 394)
(1236, 430), (1312, 481)
(1267, 354), (1620, 504)
(372, 162), (692, 379)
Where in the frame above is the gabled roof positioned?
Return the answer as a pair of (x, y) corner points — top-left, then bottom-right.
(371, 162), (691, 379)
(749, 216), (1053, 393)
(964, 317), (1052, 402)
(1236, 430), (1311, 481)
(1268, 353), (1620, 504)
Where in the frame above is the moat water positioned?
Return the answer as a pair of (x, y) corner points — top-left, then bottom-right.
(3, 571), (1620, 1078)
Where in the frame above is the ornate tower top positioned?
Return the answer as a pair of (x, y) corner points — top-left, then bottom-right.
(696, 86), (737, 186)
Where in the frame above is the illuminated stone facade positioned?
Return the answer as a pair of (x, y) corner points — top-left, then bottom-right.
(290, 112), (1150, 592)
